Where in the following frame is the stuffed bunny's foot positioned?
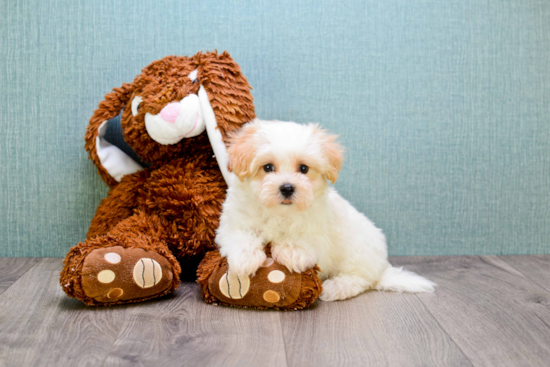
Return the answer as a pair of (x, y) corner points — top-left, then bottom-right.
(80, 246), (174, 304)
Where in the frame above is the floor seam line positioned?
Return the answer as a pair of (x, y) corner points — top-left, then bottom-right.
(412, 289), (477, 367)
(0, 257), (43, 298)
(279, 313), (291, 367)
(497, 256), (550, 296)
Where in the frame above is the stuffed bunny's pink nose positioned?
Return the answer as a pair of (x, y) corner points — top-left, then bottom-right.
(160, 102), (180, 124)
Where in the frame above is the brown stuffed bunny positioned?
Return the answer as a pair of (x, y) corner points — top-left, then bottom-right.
(60, 51), (255, 306)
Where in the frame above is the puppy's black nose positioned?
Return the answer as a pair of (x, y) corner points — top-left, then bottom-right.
(279, 183), (295, 198)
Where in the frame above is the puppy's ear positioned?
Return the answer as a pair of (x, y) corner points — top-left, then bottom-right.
(227, 122), (259, 181)
(312, 125), (344, 184)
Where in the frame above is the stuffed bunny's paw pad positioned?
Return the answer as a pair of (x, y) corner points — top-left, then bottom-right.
(81, 246), (173, 303)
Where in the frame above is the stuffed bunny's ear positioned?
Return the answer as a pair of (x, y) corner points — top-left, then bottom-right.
(195, 51), (256, 187)
(84, 83), (143, 187)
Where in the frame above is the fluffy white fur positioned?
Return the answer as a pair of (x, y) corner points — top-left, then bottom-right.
(215, 119), (436, 301)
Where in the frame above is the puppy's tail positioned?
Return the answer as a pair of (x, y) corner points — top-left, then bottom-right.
(375, 267), (436, 293)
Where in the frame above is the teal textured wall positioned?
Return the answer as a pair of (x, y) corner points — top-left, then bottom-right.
(1, 0), (549, 257)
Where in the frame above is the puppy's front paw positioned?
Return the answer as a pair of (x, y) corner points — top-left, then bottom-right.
(227, 250), (267, 278)
(271, 243), (316, 273)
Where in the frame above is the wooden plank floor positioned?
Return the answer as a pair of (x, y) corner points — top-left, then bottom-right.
(0, 256), (549, 367)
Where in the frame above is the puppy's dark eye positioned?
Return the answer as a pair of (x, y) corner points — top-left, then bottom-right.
(264, 164), (275, 173)
(299, 164), (309, 174)
(192, 79), (199, 84)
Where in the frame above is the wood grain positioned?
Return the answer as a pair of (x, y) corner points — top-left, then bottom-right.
(0, 258), (130, 367)
(280, 289), (471, 367)
(103, 282), (288, 367)
(1, 256), (549, 367)
(0, 258), (40, 296)
(500, 255), (550, 294)
(392, 256), (550, 367)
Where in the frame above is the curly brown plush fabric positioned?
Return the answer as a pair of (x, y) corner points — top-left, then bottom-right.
(60, 212), (182, 306)
(196, 246), (323, 310)
(60, 51), (255, 306)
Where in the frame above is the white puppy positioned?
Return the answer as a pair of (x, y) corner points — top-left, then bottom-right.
(215, 119), (435, 301)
